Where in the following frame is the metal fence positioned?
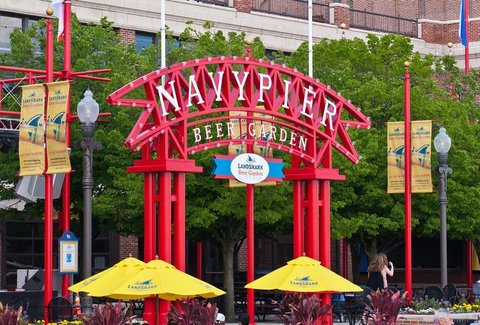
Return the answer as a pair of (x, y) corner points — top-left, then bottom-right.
(193, 0), (230, 7)
(350, 9), (418, 38)
(252, 0), (329, 23)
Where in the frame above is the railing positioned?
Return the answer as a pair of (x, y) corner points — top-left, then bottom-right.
(252, 0), (329, 23)
(192, 0), (230, 7)
(350, 9), (418, 38)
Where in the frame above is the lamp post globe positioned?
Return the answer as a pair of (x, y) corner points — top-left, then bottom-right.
(434, 126), (452, 289)
(434, 127), (451, 154)
(77, 89), (99, 124)
(77, 89), (101, 314)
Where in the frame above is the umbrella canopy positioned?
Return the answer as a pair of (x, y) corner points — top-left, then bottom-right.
(245, 256), (363, 293)
(68, 256), (146, 296)
(106, 259), (226, 301)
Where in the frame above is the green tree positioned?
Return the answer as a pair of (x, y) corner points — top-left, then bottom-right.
(286, 34), (480, 280)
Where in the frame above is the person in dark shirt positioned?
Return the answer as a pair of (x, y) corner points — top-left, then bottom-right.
(366, 253), (394, 290)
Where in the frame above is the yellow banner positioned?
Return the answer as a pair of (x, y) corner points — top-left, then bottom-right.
(228, 110), (276, 187)
(46, 81), (71, 174)
(19, 84), (46, 176)
(387, 120), (433, 193)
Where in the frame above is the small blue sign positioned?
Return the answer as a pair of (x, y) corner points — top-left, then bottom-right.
(59, 231), (79, 275)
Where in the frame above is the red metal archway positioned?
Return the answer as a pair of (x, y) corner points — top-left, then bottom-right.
(107, 54), (370, 325)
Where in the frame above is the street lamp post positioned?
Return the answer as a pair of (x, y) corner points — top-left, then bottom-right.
(434, 126), (452, 288)
(77, 89), (101, 313)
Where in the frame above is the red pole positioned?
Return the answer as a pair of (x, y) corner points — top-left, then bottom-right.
(158, 172), (171, 325)
(404, 62), (412, 299)
(467, 240), (473, 287)
(246, 183), (255, 325)
(43, 15), (54, 324)
(465, 0), (469, 73)
(293, 180), (303, 257)
(144, 173), (155, 261)
(196, 242), (203, 279)
(174, 173), (186, 271)
(143, 172), (155, 325)
(306, 180), (319, 259)
(63, 0), (71, 74)
(320, 179), (332, 325)
(60, 0), (72, 297)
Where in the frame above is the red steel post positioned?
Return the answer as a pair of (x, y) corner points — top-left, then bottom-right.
(306, 180), (319, 259)
(63, 0), (71, 74)
(320, 180), (332, 325)
(293, 180), (303, 257)
(404, 62), (412, 299)
(61, 0), (72, 297)
(174, 173), (186, 271)
(246, 183), (255, 325)
(142, 172), (156, 325)
(43, 16), (54, 323)
(158, 172), (172, 325)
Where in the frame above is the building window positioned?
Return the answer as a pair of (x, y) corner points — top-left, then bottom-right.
(0, 12), (39, 53)
(4, 220), (115, 289)
(135, 31), (156, 53)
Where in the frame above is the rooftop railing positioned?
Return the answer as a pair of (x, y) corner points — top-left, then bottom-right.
(190, 0), (230, 7)
(350, 9), (418, 38)
(252, 0), (329, 23)
(194, 0), (419, 38)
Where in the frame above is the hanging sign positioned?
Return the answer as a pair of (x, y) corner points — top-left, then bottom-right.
(46, 81), (71, 174)
(59, 231), (79, 274)
(19, 84), (46, 176)
(387, 120), (433, 193)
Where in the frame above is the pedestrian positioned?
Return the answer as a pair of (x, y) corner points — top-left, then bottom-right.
(366, 253), (394, 291)
(238, 312), (250, 325)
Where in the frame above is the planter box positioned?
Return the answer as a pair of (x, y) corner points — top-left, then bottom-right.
(397, 313), (480, 325)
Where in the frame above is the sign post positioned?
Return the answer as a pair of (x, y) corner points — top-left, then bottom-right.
(59, 231), (79, 275)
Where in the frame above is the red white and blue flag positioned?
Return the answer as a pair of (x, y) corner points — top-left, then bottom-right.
(459, 0), (468, 46)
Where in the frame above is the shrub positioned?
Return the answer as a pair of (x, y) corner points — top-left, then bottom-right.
(364, 289), (407, 325)
(168, 298), (219, 325)
(280, 293), (331, 325)
(79, 301), (134, 325)
(0, 302), (28, 325)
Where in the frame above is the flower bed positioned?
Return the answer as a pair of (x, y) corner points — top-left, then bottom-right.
(397, 312), (480, 325)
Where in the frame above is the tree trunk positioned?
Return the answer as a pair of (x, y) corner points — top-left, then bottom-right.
(222, 241), (236, 322)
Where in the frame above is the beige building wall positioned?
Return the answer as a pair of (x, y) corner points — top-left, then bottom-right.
(1, 0), (479, 68)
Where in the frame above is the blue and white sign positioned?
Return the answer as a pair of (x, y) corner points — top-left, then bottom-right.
(230, 154), (270, 184)
(59, 231), (78, 274)
(212, 154), (284, 182)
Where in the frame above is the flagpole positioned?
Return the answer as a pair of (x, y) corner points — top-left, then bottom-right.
(308, 0), (313, 78)
(465, 0), (469, 73)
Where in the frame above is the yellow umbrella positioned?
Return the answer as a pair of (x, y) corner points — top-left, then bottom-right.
(68, 256), (146, 297)
(245, 255), (363, 293)
(106, 259), (226, 300)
